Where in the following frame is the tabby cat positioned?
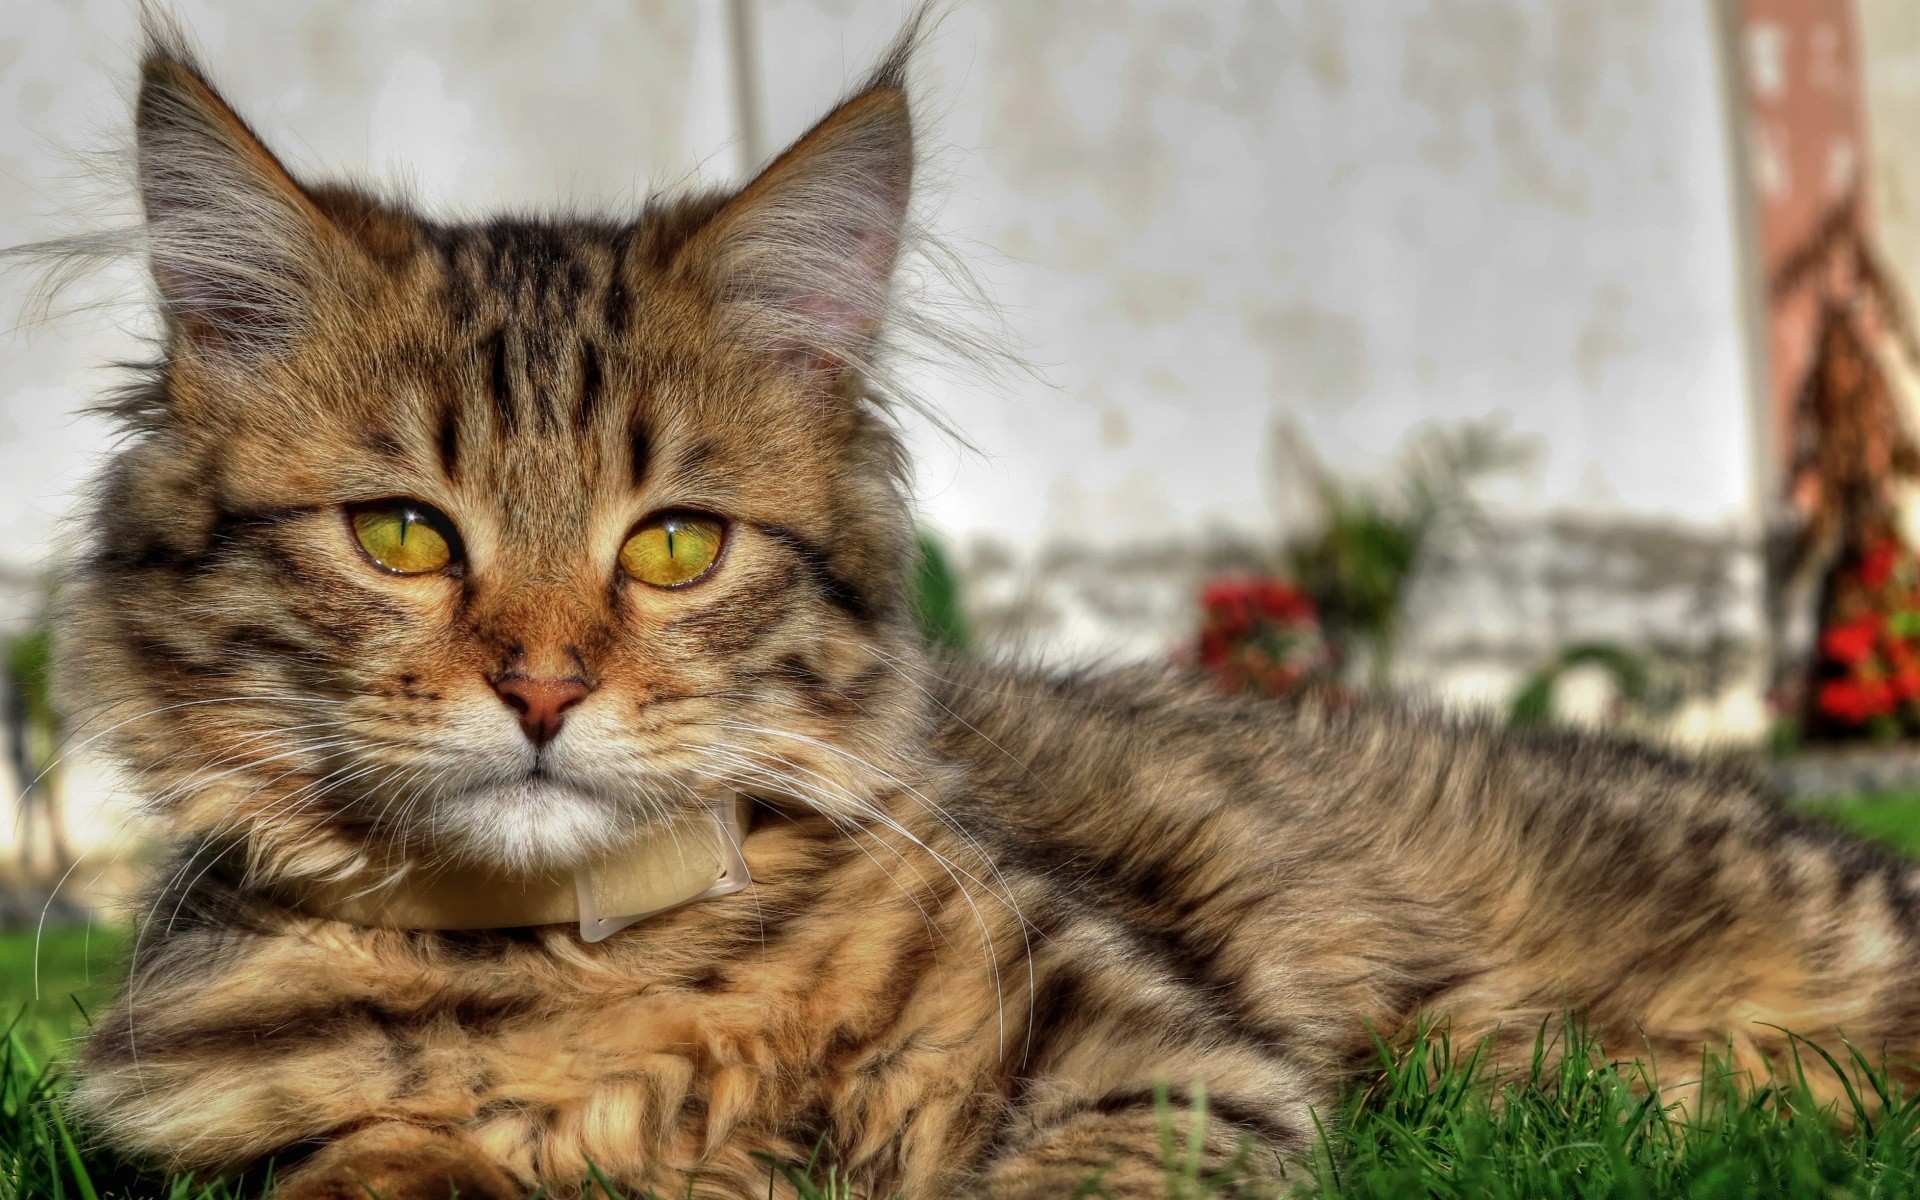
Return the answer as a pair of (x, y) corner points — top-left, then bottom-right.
(45, 15), (1920, 1200)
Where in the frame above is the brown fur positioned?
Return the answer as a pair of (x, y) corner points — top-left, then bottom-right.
(47, 17), (1920, 1200)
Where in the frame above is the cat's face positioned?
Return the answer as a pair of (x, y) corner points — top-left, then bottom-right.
(59, 36), (929, 874)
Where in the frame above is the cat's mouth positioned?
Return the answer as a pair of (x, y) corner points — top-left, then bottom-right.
(424, 769), (636, 874)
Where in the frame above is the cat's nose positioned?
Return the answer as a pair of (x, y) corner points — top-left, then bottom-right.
(492, 676), (591, 747)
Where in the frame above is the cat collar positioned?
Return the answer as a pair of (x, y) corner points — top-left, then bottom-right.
(288, 796), (751, 942)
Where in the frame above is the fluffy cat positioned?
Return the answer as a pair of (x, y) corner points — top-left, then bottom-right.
(44, 15), (1920, 1200)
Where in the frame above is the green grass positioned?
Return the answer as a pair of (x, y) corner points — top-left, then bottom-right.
(1299, 1024), (1920, 1199)
(1805, 790), (1920, 858)
(0, 923), (125, 1061)
(7, 792), (1920, 1197)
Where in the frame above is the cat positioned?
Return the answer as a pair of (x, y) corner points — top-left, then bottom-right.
(42, 13), (1920, 1200)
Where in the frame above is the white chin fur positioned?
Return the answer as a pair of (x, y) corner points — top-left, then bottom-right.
(428, 777), (625, 874)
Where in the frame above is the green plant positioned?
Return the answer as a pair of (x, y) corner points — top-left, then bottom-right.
(1770, 196), (1920, 734)
(3, 618), (68, 876)
(1509, 641), (1679, 729)
(909, 531), (969, 654)
(1283, 420), (1533, 691)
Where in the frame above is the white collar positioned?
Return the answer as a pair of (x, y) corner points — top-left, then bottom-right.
(290, 797), (751, 942)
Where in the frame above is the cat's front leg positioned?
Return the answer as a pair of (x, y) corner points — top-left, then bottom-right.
(968, 1088), (1300, 1198)
(274, 1124), (522, 1200)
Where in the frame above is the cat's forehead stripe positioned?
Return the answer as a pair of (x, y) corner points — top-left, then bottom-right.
(435, 392), (461, 483)
(629, 416), (652, 489)
(431, 219), (632, 325)
(481, 328), (517, 434)
(576, 341), (604, 434)
(419, 218), (647, 449)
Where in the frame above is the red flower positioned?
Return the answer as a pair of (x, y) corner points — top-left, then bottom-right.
(1822, 616), (1882, 665)
(1894, 667), (1920, 703)
(1200, 582), (1255, 637)
(1203, 577), (1318, 630)
(1252, 579), (1316, 623)
(1863, 541), (1904, 590)
(1195, 575), (1330, 697)
(1888, 637), (1919, 672)
(1819, 680), (1874, 724)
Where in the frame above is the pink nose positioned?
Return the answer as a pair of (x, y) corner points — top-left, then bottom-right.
(492, 676), (590, 746)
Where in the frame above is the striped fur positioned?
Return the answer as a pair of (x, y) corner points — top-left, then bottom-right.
(53, 20), (1920, 1200)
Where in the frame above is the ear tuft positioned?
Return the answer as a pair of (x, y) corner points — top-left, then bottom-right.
(677, 14), (930, 382)
(135, 10), (344, 357)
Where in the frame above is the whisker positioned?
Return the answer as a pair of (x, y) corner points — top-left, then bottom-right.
(699, 734), (1025, 1056)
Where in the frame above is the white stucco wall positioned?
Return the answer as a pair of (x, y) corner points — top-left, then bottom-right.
(751, 1), (1767, 726)
(1863, 1), (1920, 356)
(753, 0), (1759, 550)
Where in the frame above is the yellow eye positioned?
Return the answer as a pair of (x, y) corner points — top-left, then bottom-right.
(349, 501), (457, 575)
(620, 513), (725, 587)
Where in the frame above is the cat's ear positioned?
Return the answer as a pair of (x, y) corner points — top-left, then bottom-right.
(677, 59), (914, 380)
(135, 30), (348, 357)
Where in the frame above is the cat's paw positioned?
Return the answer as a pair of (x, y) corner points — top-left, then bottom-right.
(273, 1125), (521, 1200)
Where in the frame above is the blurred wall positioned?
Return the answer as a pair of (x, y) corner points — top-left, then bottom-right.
(1864, 1), (1920, 350)
(752, 1), (1766, 726)
(0, 0), (1773, 806)
(759, 1), (1755, 537)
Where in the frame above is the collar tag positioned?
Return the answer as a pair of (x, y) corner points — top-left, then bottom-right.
(574, 797), (751, 942)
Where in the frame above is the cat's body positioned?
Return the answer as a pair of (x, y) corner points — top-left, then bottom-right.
(76, 660), (1920, 1197)
(47, 18), (1920, 1200)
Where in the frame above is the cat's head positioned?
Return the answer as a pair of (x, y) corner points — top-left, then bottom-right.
(56, 22), (935, 878)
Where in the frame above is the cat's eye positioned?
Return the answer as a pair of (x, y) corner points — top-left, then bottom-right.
(620, 513), (726, 588)
(348, 500), (459, 575)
